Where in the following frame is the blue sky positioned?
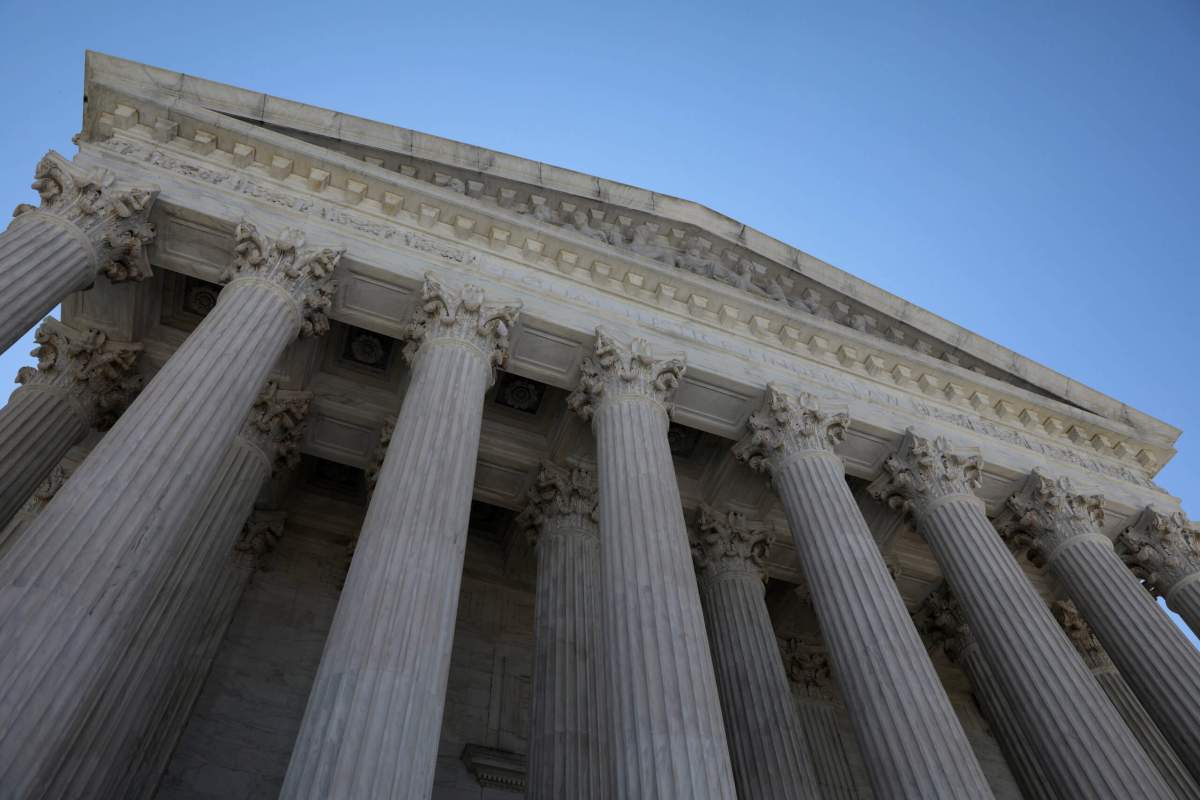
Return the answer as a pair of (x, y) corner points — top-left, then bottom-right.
(0, 1), (1195, 645)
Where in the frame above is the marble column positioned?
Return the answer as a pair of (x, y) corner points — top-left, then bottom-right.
(1117, 507), (1200, 637)
(997, 470), (1200, 780)
(733, 385), (992, 799)
(0, 317), (141, 531)
(870, 432), (1173, 799)
(51, 383), (309, 798)
(0, 221), (339, 796)
(778, 638), (861, 800)
(517, 462), (609, 800)
(691, 504), (820, 800)
(0, 151), (157, 352)
(281, 275), (520, 800)
(915, 587), (1061, 800)
(1053, 599), (1200, 800)
(0, 466), (67, 556)
(567, 329), (737, 800)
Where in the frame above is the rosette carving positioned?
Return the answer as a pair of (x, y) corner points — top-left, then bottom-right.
(239, 380), (311, 472)
(223, 221), (341, 338)
(14, 317), (143, 429)
(1116, 508), (1200, 598)
(235, 510), (288, 559)
(400, 272), (520, 379)
(914, 585), (976, 665)
(994, 470), (1106, 569)
(867, 430), (983, 518)
(566, 328), (686, 421)
(515, 462), (599, 545)
(732, 384), (848, 475)
(12, 150), (157, 282)
(1051, 599), (1112, 671)
(690, 504), (772, 582)
(779, 637), (837, 702)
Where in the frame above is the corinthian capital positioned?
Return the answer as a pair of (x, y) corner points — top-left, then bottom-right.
(516, 462), (599, 545)
(12, 151), (158, 282)
(1051, 599), (1112, 671)
(994, 470), (1106, 568)
(235, 509), (288, 560)
(779, 637), (837, 702)
(732, 385), (848, 475)
(1116, 508), (1200, 598)
(913, 585), (976, 665)
(690, 504), (772, 583)
(223, 221), (342, 338)
(566, 328), (686, 421)
(366, 416), (396, 494)
(400, 273), (521, 380)
(14, 317), (143, 429)
(239, 381), (312, 472)
(867, 430), (982, 518)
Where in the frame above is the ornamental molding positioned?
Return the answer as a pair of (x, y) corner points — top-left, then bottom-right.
(515, 461), (598, 546)
(914, 585), (976, 665)
(226, 220), (341, 338)
(1116, 507), (1200, 599)
(12, 150), (158, 282)
(567, 328), (686, 421)
(778, 637), (838, 703)
(240, 380), (312, 473)
(994, 470), (1107, 569)
(15, 317), (143, 429)
(732, 385), (848, 475)
(401, 272), (520, 378)
(690, 503), (773, 583)
(1051, 599), (1112, 671)
(82, 127), (1170, 489)
(867, 430), (983, 519)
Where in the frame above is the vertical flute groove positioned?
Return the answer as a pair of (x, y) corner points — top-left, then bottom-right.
(0, 387), (88, 532)
(794, 700), (859, 800)
(0, 218), (95, 353)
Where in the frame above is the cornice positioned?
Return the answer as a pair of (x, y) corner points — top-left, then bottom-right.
(83, 51), (1181, 452)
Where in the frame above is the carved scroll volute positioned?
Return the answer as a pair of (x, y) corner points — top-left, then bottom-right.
(399, 272), (521, 383)
(223, 221), (342, 338)
(732, 384), (849, 477)
(689, 503), (773, 583)
(867, 430), (983, 520)
(14, 317), (143, 429)
(567, 328), (686, 422)
(1116, 507), (1200, 598)
(12, 150), (159, 282)
(994, 470), (1106, 569)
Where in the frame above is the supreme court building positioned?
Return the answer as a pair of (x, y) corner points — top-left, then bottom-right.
(0, 52), (1197, 800)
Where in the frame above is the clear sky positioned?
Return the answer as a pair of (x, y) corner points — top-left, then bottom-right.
(0, 0), (1195, 646)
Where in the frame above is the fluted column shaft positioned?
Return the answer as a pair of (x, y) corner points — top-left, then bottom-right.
(1117, 507), (1200, 642)
(527, 506), (609, 798)
(0, 386), (87, 529)
(0, 221), (337, 797)
(1095, 666), (1200, 799)
(0, 217), (95, 352)
(1170, 581), (1200, 635)
(1050, 538), (1200, 777)
(699, 573), (818, 799)
(958, 645), (1061, 800)
(772, 454), (989, 797)
(793, 699), (858, 800)
(282, 275), (519, 800)
(54, 434), (271, 798)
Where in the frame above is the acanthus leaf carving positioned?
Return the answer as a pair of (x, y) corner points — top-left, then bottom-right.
(235, 509), (287, 560)
(515, 461), (599, 546)
(1115, 507), (1200, 598)
(239, 380), (311, 473)
(732, 384), (848, 475)
(993, 470), (1106, 569)
(400, 272), (520, 380)
(778, 637), (837, 702)
(223, 220), (342, 338)
(1051, 599), (1112, 671)
(13, 150), (158, 282)
(18, 464), (69, 518)
(913, 584), (975, 665)
(566, 328), (686, 421)
(366, 416), (396, 494)
(689, 503), (773, 583)
(14, 317), (143, 429)
(866, 429), (983, 518)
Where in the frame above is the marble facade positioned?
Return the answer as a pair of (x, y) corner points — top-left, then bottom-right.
(0, 52), (1195, 799)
